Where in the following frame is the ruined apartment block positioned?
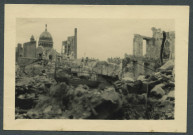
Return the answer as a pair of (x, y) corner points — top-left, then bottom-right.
(61, 28), (77, 59)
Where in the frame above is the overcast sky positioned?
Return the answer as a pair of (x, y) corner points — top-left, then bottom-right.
(16, 18), (174, 60)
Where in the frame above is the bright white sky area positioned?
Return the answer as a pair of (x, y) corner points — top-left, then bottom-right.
(16, 18), (174, 60)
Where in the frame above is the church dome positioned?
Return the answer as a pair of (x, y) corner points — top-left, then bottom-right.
(39, 25), (53, 42)
(38, 24), (53, 48)
(39, 31), (53, 41)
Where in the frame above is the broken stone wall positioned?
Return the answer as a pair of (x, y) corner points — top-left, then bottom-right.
(149, 28), (175, 60)
(62, 34), (77, 59)
(133, 34), (143, 57)
(133, 60), (144, 80)
(145, 38), (162, 59)
(130, 28), (175, 79)
(126, 60), (156, 80)
(167, 31), (175, 59)
(16, 43), (24, 62)
(151, 27), (164, 59)
(133, 27), (175, 60)
(23, 41), (36, 58)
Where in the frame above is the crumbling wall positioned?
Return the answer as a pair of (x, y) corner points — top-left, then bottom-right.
(16, 43), (24, 62)
(146, 39), (155, 58)
(133, 34), (143, 57)
(167, 32), (175, 59)
(58, 59), (122, 79)
(133, 27), (175, 60)
(23, 39), (36, 58)
(133, 60), (144, 80)
(149, 28), (175, 60)
(151, 27), (163, 59)
(61, 28), (77, 59)
(125, 59), (156, 80)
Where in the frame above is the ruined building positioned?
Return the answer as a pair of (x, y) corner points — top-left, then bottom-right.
(15, 43), (23, 62)
(23, 35), (36, 58)
(133, 27), (175, 60)
(61, 28), (77, 59)
(16, 24), (59, 63)
(38, 24), (53, 51)
(129, 27), (175, 80)
(36, 24), (58, 60)
(15, 35), (36, 63)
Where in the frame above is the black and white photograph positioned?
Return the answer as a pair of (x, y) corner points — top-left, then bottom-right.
(15, 18), (175, 120)
(4, 5), (189, 132)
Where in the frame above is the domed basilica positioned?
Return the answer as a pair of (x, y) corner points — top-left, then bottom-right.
(36, 24), (58, 60)
(38, 24), (53, 48)
(16, 24), (59, 62)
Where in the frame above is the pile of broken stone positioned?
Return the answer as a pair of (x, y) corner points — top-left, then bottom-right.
(15, 60), (174, 120)
(114, 60), (175, 119)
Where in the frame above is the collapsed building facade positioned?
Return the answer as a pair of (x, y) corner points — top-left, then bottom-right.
(61, 28), (77, 59)
(127, 27), (175, 79)
(133, 27), (175, 59)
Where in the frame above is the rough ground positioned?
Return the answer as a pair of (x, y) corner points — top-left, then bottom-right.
(15, 60), (175, 119)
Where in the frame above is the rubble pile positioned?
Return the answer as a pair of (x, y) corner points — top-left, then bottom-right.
(59, 60), (122, 78)
(15, 75), (56, 119)
(16, 59), (51, 77)
(92, 61), (121, 77)
(100, 60), (174, 119)
(15, 58), (175, 120)
(18, 83), (122, 119)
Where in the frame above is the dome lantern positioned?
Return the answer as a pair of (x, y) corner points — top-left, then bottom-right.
(45, 24), (47, 31)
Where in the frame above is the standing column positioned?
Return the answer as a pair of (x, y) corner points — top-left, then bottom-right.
(133, 34), (143, 57)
